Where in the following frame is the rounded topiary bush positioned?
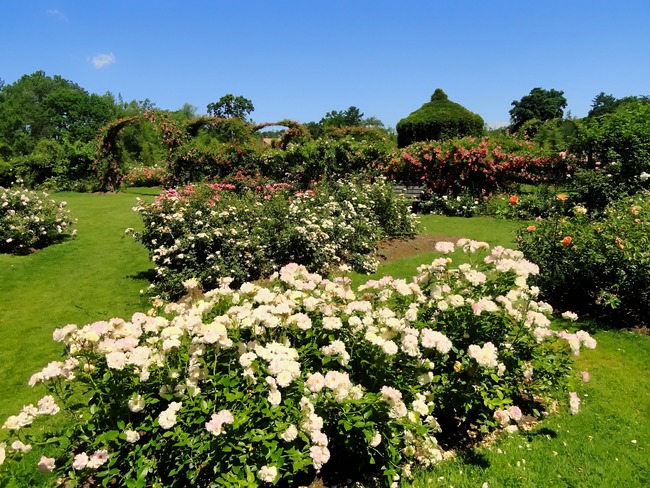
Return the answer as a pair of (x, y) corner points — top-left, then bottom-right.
(396, 89), (484, 148)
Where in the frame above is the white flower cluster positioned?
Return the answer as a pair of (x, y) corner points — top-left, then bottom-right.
(3, 240), (597, 483)
(1, 186), (75, 253)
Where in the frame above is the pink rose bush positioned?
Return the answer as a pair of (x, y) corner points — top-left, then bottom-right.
(1, 242), (595, 486)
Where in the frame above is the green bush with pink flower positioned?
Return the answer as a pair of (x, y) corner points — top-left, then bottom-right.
(385, 136), (570, 199)
(0, 241), (595, 487)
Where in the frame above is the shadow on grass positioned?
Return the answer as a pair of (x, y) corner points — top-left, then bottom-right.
(455, 449), (490, 469)
(526, 427), (558, 440)
(127, 269), (157, 282)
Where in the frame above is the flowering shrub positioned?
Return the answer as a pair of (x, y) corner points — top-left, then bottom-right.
(134, 178), (418, 299)
(416, 191), (486, 217)
(488, 186), (574, 220)
(1, 244), (595, 487)
(385, 137), (569, 198)
(122, 165), (168, 187)
(0, 185), (75, 254)
(518, 191), (650, 327)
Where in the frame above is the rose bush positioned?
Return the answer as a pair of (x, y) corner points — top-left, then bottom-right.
(1, 242), (595, 487)
(385, 136), (570, 198)
(518, 191), (650, 327)
(133, 177), (418, 299)
(0, 185), (76, 254)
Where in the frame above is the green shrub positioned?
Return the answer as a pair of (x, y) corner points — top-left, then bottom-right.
(568, 102), (650, 210)
(396, 89), (484, 148)
(518, 191), (650, 327)
(0, 246), (596, 487)
(0, 185), (76, 254)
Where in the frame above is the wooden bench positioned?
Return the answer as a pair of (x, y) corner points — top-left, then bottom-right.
(392, 185), (424, 201)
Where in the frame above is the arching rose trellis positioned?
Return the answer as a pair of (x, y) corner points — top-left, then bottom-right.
(94, 114), (311, 190)
(93, 110), (186, 191)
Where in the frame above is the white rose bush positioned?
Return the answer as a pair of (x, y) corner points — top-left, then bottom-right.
(133, 177), (418, 299)
(0, 185), (75, 254)
(1, 240), (596, 487)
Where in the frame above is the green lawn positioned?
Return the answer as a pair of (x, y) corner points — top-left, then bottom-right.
(0, 188), (157, 423)
(1, 193), (648, 487)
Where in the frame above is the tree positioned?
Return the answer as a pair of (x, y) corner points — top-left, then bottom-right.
(0, 71), (114, 153)
(320, 106), (365, 128)
(206, 94), (254, 120)
(588, 92), (650, 118)
(176, 102), (198, 120)
(588, 92), (618, 118)
(509, 87), (567, 133)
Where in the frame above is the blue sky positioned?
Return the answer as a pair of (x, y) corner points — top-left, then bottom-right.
(2, 1), (649, 129)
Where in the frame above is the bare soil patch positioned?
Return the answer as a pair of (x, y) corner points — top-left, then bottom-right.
(375, 233), (461, 262)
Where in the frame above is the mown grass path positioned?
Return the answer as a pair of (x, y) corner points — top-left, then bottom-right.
(0, 189), (156, 423)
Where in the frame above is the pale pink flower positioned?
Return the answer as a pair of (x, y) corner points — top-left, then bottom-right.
(468, 342), (499, 368)
(561, 311), (579, 321)
(435, 241), (455, 254)
(87, 449), (108, 469)
(10, 440), (31, 453)
(493, 409), (510, 427)
(581, 371), (590, 382)
(37, 395), (60, 415)
(205, 409), (234, 436)
(569, 391), (581, 415)
(72, 452), (89, 470)
(370, 432), (382, 447)
(37, 456), (56, 473)
(281, 424), (298, 442)
(306, 372), (325, 393)
(124, 429), (140, 443)
(128, 394), (145, 413)
(310, 445), (331, 470)
(507, 406), (523, 422)
(258, 465), (278, 483)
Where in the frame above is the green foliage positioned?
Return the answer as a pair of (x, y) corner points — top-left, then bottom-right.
(396, 89), (484, 147)
(518, 191), (650, 327)
(588, 92), (650, 118)
(568, 102), (650, 212)
(134, 178), (418, 299)
(206, 94), (255, 120)
(509, 88), (567, 133)
(0, 71), (114, 155)
(0, 186), (75, 254)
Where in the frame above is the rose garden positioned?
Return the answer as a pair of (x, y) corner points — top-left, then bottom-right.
(0, 79), (648, 487)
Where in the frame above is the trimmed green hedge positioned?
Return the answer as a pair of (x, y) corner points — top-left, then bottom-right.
(396, 89), (484, 147)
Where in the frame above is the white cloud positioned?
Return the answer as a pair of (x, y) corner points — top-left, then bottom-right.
(47, 9), (67, 21)
(91, 53), (116, 69)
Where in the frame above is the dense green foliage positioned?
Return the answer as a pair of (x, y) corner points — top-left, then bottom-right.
(569, 102), (650, 212)
(396, 89), (484, 148)
(509, 87), (567, 133)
